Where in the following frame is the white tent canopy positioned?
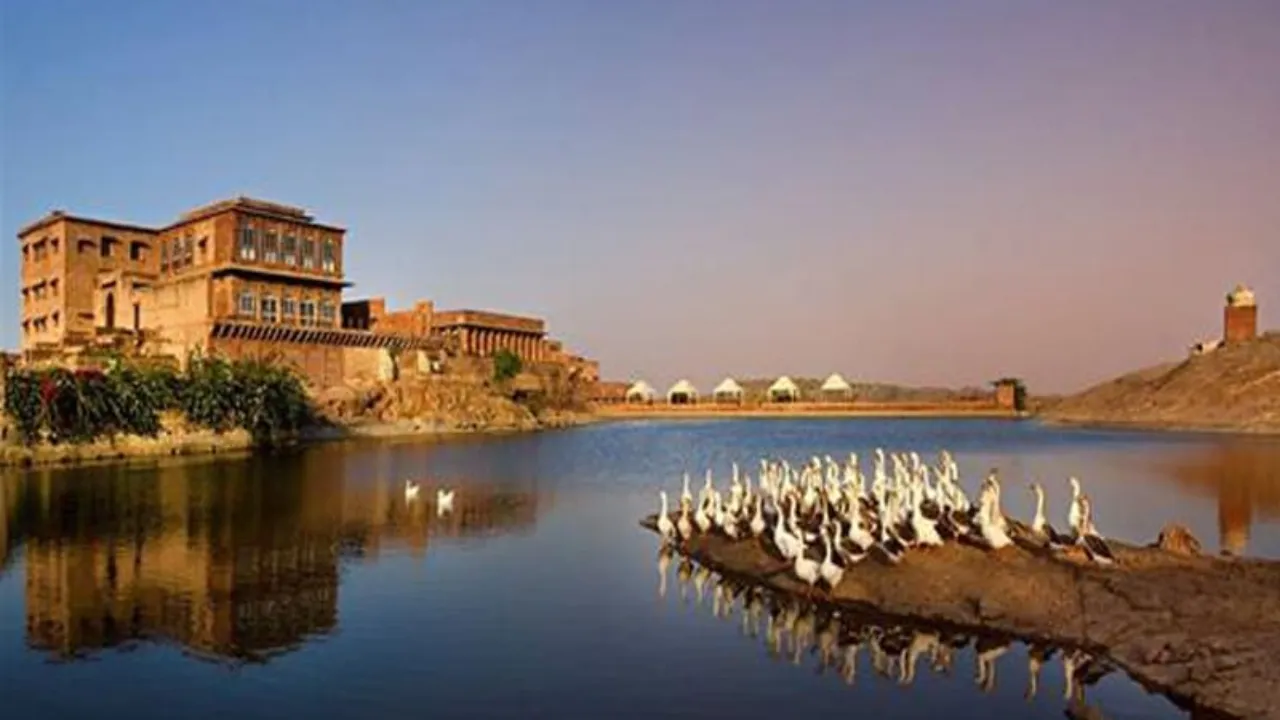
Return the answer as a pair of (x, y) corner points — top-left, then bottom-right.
(713, 377), (744, 397)
(768, 375), (800, 401)
(667, 379), (699, 403)
(821, 373), (853, 394)
(625, 380), (656, 402)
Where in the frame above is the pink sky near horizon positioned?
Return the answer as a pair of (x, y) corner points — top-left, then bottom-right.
(2, 1), (1277, 394)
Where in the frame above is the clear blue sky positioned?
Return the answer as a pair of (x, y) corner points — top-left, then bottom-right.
(3, 0), (1278, 393)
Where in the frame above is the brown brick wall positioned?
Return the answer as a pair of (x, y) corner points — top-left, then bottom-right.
(343, 297), (434, 336)
(377, 300), (434, 336)
(1224, 305), (1258, 344)
(208, 337), (345, 389)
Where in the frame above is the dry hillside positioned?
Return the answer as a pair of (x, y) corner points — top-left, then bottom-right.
(1043, 332), (1280, 433)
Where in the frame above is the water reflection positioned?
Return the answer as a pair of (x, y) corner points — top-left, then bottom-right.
(3, 451), (542, 665)
(1160, 439), (1280, 556)
(655, 547), (1179, 719)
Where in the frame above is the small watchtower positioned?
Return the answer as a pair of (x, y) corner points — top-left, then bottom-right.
(1224, 284), (1258, 345)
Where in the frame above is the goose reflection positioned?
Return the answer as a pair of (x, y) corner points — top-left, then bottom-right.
(655, 554), (1140, 712)
(974, 636), (1012, 693)
(656, 545), (672, 599)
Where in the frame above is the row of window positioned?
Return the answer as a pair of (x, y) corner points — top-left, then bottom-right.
(21, 279), (60, 303)
(237, 227), (338, 272)
(160, 236), (200, 272)
(22, 236), (147, 263)
(236, 291), (337, 325)
(21, 312), (60, 334)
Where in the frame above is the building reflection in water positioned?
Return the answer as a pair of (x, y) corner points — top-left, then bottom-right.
(1, 444), (542, 665)
(1160, 439), (1280, 556)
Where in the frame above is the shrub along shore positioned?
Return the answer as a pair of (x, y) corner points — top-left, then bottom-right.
(0, 353), (593, 470)
(1, 355), (318, 468)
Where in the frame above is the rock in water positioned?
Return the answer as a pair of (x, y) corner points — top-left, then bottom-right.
(1154, 523), (1202, 556)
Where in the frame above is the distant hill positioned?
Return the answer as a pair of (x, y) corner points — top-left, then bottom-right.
(733, 377), (991, 404)
(1041, 332), (1280, 433)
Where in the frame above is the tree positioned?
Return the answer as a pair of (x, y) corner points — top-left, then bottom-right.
(492, 349), (523, 383)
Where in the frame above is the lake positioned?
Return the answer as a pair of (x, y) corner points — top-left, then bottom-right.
(2, 417), (1278, 719)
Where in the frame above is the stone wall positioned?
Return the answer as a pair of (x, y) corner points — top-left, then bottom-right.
(147, 275), (212, 362)
(207, 337), (345, 389)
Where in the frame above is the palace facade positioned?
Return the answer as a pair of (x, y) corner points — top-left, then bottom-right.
(16, 197), (599, 389)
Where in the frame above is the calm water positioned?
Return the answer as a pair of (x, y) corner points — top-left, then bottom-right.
(2, 418), (1279, 720)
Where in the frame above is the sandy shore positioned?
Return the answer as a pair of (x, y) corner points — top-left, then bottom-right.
(595, 403), (1019, 420)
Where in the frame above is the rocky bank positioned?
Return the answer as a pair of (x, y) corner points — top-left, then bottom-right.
(0, 377), (593, 469)
(1042, 333), (1280, 434)
(641, 516), (1280, 719)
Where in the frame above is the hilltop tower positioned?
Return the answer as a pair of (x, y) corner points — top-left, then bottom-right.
(1223, 284), (1258, 345)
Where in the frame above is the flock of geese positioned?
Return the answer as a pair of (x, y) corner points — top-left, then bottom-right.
(655, 549), (1113, 705)
(654, 449), (1118, 594)
(405, 480), (456, 516)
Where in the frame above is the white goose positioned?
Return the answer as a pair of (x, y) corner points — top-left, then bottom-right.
(676, 501), (694, 541)
(978, 490), (1013, 550)
(818, 529), (845, 591)
(749, 496), (767, 537)
(910, 489), (944, 547)
(1067, 477), (1083, 533)
(404, 480), (420, 503)
(436, 488), (455, 516)
(772, 503), (802, 560)
(792, 537), (822, 595)
(656, 491), (675, 544)
(1030, 482), (1072, 548)
(1076, 494), (1116, 566)
(694, 495), (712, 534)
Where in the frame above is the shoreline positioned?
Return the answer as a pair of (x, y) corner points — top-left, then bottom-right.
(593, 404), (1021, 420)
(7, 406), (1278, 471)
(1039, 414), (1280, 437)
(0, 411), (598, 471)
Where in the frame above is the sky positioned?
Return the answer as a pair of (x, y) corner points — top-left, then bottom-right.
(2, 0), (1277, 394)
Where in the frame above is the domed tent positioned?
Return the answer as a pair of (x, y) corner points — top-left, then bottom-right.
(625, 380), (656, 404)
(767, 375), (800, 403)
(667, 379), (699, 405)
(712, 377), (744, 404)
(820, 372), (853, 401)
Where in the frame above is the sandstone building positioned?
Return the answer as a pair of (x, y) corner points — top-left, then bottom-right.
(16, 197), (599, 389)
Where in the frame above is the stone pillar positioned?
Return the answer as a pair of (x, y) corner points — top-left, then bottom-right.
(1224, 305), (1258, 344)
(1224, 285), (1258, 345)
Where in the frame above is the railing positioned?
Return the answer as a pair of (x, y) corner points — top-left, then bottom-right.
(209, 320), (444, 352)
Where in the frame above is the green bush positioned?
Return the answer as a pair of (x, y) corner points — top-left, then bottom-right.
(2, 354), (314, 447)
(492, 349), (523, 383)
